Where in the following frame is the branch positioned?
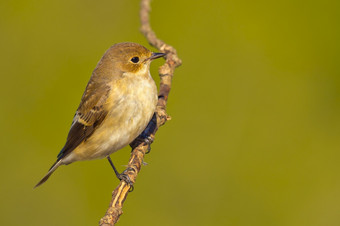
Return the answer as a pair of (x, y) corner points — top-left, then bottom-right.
(99, 1), (182, 225)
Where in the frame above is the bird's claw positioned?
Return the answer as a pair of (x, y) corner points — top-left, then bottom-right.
(145, 144), (151, 154)
(118, 173), (134, 192)
(143, 136), (153, 154)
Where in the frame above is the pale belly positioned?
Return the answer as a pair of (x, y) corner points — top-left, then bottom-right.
(62, 76), (157, 164)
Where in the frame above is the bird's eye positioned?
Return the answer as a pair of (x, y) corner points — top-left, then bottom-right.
(130, 56), (139, 63)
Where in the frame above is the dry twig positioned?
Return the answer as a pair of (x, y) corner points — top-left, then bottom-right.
(99, 0), (182, 225)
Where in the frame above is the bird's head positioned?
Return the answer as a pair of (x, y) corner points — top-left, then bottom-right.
(94, 42), (165, 78)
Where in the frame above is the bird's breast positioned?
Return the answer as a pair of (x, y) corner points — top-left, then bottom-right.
(68, 75), (157, 162)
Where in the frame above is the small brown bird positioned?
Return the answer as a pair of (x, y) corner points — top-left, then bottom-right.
(35, 42), (165, 188)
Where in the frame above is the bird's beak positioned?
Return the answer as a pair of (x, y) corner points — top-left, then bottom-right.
(148, 52), (166, 61)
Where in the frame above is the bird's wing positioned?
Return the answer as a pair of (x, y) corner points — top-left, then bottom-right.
(57, 79), (111, 159)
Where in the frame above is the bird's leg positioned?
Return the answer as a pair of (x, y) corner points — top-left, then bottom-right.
(129, 113), (157, 154)
(107, 156), (134, 192)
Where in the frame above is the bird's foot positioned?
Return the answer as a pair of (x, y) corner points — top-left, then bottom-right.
(107, 156), (134, 192)
(144, 136), (153, 154)
(130, 136), (153, 154)
(117, 172), (134, 192)
(144, 136), (154, 144)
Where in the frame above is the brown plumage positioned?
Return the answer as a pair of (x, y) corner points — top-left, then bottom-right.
(35, 42), (165, 188)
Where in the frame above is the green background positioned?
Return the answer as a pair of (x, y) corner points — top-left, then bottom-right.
(1, 0), (339, 225)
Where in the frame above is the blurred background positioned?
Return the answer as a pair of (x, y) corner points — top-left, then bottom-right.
(1, 0), (339, 225)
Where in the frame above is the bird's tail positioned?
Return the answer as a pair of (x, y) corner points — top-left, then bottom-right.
(34, 159), (63, 188)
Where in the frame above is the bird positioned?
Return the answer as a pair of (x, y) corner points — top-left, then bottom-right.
(35, 42), (165, 188)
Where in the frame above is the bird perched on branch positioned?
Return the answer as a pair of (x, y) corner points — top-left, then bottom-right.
(35, 42), (165, 188)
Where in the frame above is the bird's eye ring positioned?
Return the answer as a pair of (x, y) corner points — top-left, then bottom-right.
(130, 56), (139, 63)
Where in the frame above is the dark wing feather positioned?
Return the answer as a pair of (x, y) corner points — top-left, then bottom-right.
(57, 79), (111, 159)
